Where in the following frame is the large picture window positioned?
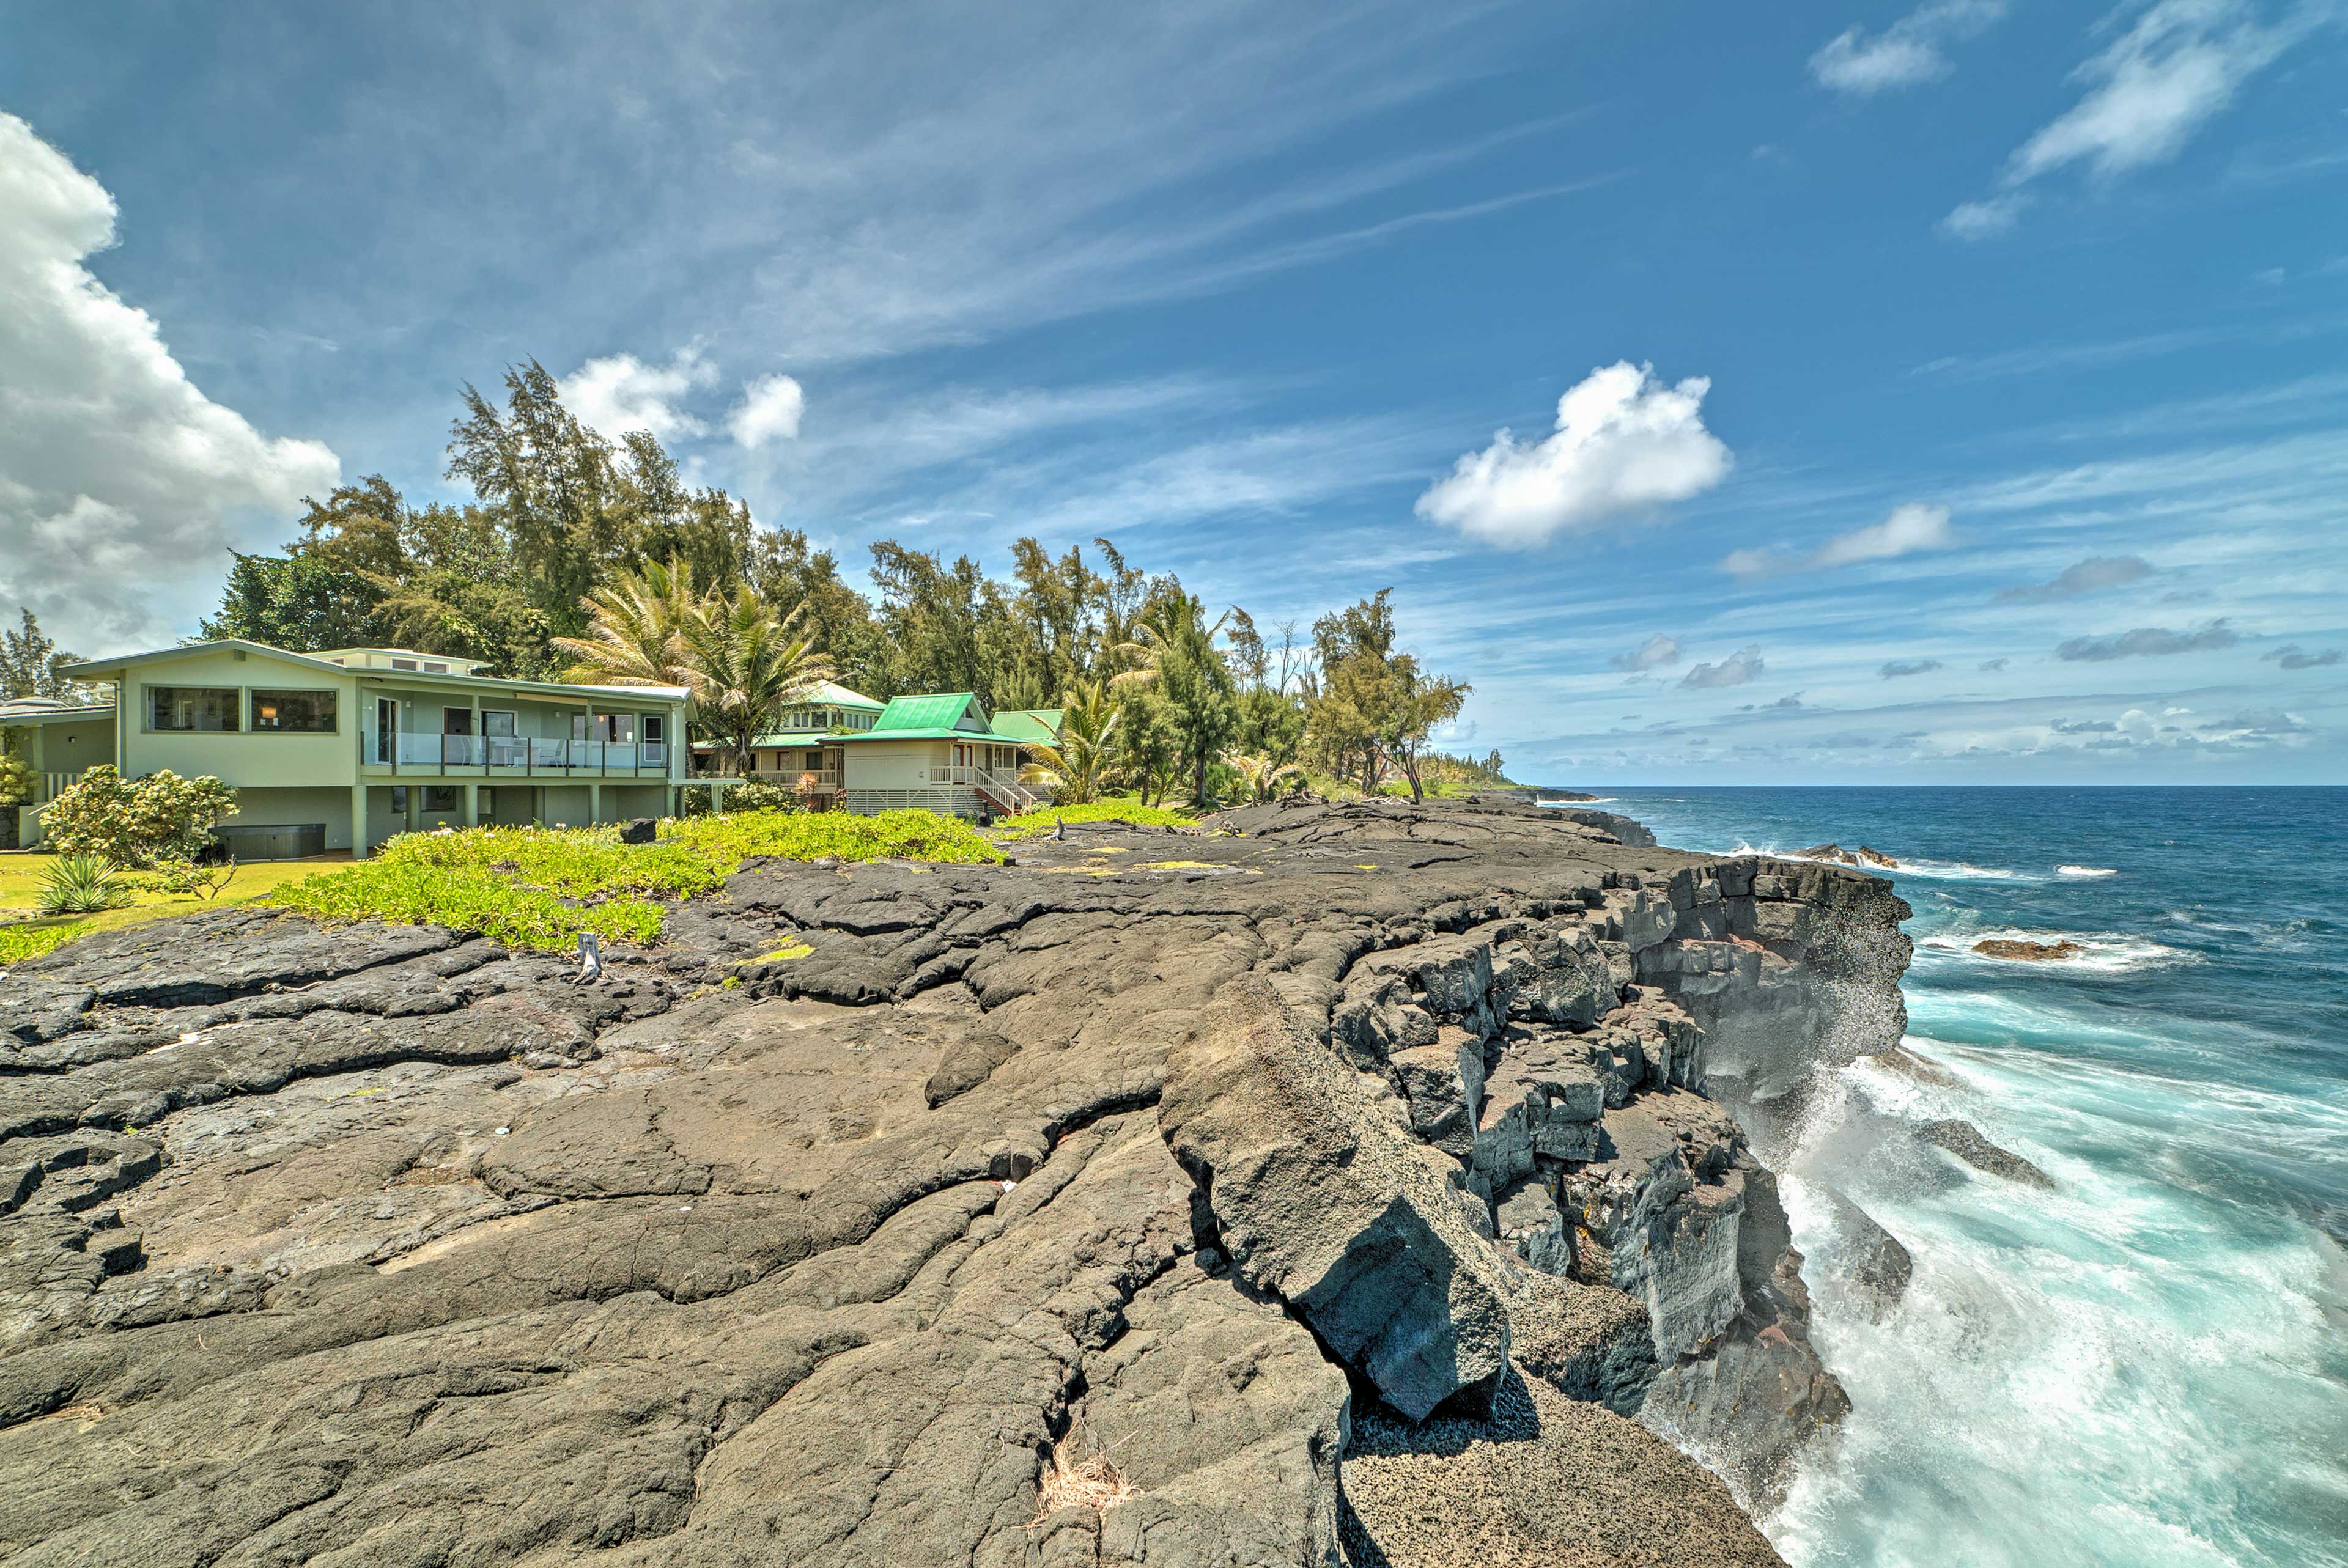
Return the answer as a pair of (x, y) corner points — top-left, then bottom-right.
(249, 688), (338, 733)
(148, 686), (240, 732)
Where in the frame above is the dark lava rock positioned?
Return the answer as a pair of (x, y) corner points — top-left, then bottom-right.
(619, 815), (659, 845)
(1921, 1117), (2055, 1187)
(0, 798), (1909, 1564)
(1972, 938), (2085, 962)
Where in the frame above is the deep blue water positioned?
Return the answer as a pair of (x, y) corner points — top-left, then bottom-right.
(1583, 787), (2348, 1568)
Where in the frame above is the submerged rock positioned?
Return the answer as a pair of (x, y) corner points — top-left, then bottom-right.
(1801, 842), (1899, 869)
(1972, 937), (2085, 961)
(1921, 1117), (2055, 1187)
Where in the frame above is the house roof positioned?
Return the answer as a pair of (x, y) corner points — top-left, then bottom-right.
(0, 701), (114, 724)
(794, 680), (885, 711)
(871, 691), (983, 732)
(60, 639), (690, 707)
(991, 708), (1063, 743)
(309, 647), (498, 674)
(832, 727), (1033, 745)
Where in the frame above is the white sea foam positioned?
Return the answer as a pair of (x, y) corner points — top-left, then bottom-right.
(2058, 864), (2119, 879)
(1774, 1043), (2348, 1568)
(1915, 927), (2198, 976)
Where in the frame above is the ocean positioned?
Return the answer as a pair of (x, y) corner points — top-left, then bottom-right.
(1582, 787), (2348, 1568)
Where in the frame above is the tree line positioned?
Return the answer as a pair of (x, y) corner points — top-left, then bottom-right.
(19, 359), (1506, 806)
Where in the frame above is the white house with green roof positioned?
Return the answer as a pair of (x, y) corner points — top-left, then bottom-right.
(687, 679), (885, 808)
(833, 691), (1045, 817)
(5, 639), (691, 857)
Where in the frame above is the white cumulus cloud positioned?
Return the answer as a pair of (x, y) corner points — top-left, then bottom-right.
(0, 113), (339, 652)
(1724, 502), (1955, 579)
(1810, 0), (2009, 94)
(560, 348), (717, 443)
(1415, 361), (1732, 548)
(728, 374), (807, 449)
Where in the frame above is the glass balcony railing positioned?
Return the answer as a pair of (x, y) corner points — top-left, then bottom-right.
(364, 734), (670, 773)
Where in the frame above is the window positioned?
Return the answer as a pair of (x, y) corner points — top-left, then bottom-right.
(482, 710), (517, 737)
(249, 689), (337, 733)
(424, 786), (458, 812)
(391, 658), (418, 671)
(642, 714), (664, 743)
(389, 786), (408, 812)
(149, 686), (240, 732)
(423, 661), (449, 674)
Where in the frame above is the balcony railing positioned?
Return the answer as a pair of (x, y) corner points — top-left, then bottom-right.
(365, 734), (670, 774)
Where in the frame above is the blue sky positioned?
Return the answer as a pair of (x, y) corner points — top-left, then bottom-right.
(2, 0), (2344, 783)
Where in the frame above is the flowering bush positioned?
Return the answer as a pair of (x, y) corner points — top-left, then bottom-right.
(39, 767), (238, 869)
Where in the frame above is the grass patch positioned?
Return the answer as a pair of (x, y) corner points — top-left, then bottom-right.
(990, 797), (1198, 841)
(0, 922), (90, 965)
(268, 809), (1002, 952)
(0, 853), (364, 957)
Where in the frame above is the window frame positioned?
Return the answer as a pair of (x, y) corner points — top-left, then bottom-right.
(145, 685), (243, 734)
(247, 687), (339, 735)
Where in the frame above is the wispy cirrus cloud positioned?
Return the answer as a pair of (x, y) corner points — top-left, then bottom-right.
(1810, 0), (2008, 94)
(2055, 619), (2240, 661)
(2264, 642), (2342, 669)
(1724, 502), (1954, 579)
(1680, 644), (1766, 689)
(1995, 554), (2156, 602)
(1609, 633), (1683, 672)
(1943, 0), (2330, 238)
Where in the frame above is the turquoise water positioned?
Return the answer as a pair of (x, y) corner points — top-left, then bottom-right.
(1593, 788), (2348, 1568)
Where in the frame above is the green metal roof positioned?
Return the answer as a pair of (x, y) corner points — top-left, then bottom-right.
(991, 708), (1063, 743)
(833, 727), (1031, 745)
(871, 691), (986, 733)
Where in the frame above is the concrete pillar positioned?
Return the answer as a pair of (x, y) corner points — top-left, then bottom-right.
(403, 784), (419, 836)
(462, 781), (478, 830)
(588, 782), (602, 828)
(351, 784), (371, 858)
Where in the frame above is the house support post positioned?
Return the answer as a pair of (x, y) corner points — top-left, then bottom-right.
(462, 782), (478, 830)
(588, 782), (602, 828)
(351, 784), (370, 859)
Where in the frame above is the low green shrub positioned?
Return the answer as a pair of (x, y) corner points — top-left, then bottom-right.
(0, 922), (90, 965)
(37, 854), (130, 915)
(989, 797), (1199, 841)
(39, 767), (238, 869)
(722, 781), (801, 814)
(269, 809), (1001, 951)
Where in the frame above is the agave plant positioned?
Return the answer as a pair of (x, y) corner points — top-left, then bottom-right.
(1223, 751), (1308, 805)
(36, 853), (130, 916)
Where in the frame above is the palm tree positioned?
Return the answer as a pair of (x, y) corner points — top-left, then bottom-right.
(1222, 751), (1307, 804)
(552, 558), (699, 688)
(1019, 679), (1121, 804)
(676, 589), (832, 777)
(1110, 591), (1238, 806)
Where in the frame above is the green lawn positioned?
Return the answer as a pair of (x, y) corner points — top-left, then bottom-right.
(0, 852), (364, 963)
(988, 797), (1200, 841)
(268, 809), (1004, 952)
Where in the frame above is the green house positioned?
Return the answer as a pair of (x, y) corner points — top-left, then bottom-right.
(4, 639), (693, 858)
(831, 692), (1045, 817)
